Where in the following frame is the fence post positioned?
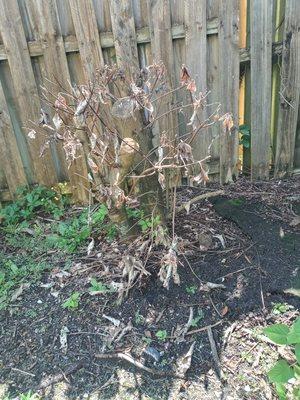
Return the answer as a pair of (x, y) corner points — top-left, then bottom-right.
(32, 0), (90, 203)
(250, 0), (273, 180)
(219, 0), (240, 183)
(184, 0), (209, 163)
(0, 79), (27, 196)
(69, 0), (104, 81)
(274, 0), (300, 177)
(0, 0), (57, 186)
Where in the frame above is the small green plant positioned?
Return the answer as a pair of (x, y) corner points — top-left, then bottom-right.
(239, 124), (251, 149)
(142, 336), (152, 345)
(134, 311), (145, 325)
(3, 391), (41, 400)
(62, 292), (81, 310)
(272, 302), (291, 315)
(263, 318), (300, 399)
(185, 285), (198, 295)
(105, 224), (118, 241)
(159, 358), (168, 367)
(139, 215), (161, 233)
(126, 207), (161, 233)
(0, 185), (66, 226)
(20, 391), (40, 400)
(89, 278), (112, 294)
(0, 254), (48, 310)
(191, 309), (204, 327)
(47, 204), (109, 252)
(155, 330), (168, 342)
(47, 213), (91, 253)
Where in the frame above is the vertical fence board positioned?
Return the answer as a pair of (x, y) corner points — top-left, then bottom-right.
(0, 0), (57, 186)
(110, 0), (140, 76)
(109, 0), (150, 160)
(0, 79), (27, 195)
(147, 0), (175, 86)
(69, 0), (104, 81)
(250, 0), (273, 179)
(147, 0), (176, 150)
(31, 0), (89, 203)
(275, 0), (300, 176)
(206, 0), (220, 178)
(295, 105), (300, 170)
(219, 0), (239, 183)
(185, 0), (209, 162)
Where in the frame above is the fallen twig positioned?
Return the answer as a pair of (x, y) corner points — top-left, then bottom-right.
(174, 307), (194, 342)
(181, 254), (203, 283)
(38, 361), (85, 389)
(185, 319), (224, 336)
(207, 326), (222, 380)
(94, 352), (184, 379)
(11, 367), (35, 378)
(217, 266), (252, 280)
(175, 190), (224, 214)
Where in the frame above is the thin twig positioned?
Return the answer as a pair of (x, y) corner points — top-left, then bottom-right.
(181, 254), (203, 283)
(172, 186), (177, 240)
(94, 352), (184, 379)
(185, 320), (224, 336)
(11, 367), (35, 378)
(176, 190), (224, 214)
(207, 326), (222, 379)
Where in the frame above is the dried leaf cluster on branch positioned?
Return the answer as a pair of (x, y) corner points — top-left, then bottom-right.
(28, 62), (233, 299)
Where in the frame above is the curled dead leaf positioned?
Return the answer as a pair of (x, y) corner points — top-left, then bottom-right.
(180, 65), (191, 85)
(111, 97), (137, 119)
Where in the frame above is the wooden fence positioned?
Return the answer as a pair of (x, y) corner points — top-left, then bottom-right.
(0, 0), (299, 203)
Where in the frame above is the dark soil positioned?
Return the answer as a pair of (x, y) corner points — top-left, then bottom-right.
(0, 177), (299, 399)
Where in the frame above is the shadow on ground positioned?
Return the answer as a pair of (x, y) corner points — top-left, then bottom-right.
(0, 179), (299, 399)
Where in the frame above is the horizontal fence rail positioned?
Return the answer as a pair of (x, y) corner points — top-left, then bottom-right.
(0, 0), (299, 203)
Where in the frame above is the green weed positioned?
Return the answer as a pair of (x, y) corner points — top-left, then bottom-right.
(62, 292), (81, 310)
(263, 318), (300, 399)
(0, 254), (48, 310)
(3, 392), (40, 400)
(155, 330), (168, 342)
(126, 207), (161, 233)
(191, 309), (204, 327)
(185, 285), (198, 295)
(47, 204), (109, 252)
(20, 391), (40, 400)
(142, 336), (152, 345)
(134, 311), (145, 325)
(0, 185), (67, 226)
(272, 302), (292, 315)
(239, 124), (251, 149)
(89, 278), (113, 294)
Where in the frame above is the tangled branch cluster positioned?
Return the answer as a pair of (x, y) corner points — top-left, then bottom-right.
(28, 62), (232, 298)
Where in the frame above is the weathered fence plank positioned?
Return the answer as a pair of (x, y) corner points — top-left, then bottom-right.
(147, 0), (176, 147)
(31, 0), (89, 203)
(206, 0), (221, 178)
(184, 0), (209, 162)
(250, 0), (273, 180)
(109, 0), (145, 148)
(110, 0), (140, 77)
(0, 79), (27, 196)
(274, 0), (300, 176)
(218, 0), (240, 183)
(69, 0), (104, 81)
(0, 0), (57, 185)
